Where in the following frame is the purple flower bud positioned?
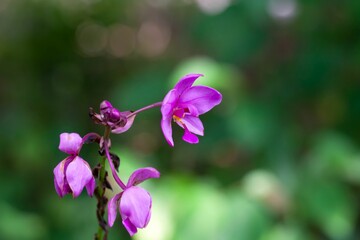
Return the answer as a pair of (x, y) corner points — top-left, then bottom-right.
(89, 100), (136, 133)
(99, 100), (128, 126)
(108, 108), (127, 127)
(111, 111), (136, 134)
(100, 100), (113, 115)
(108, 108), (121, 121)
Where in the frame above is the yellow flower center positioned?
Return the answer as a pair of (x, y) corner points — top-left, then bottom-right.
(173, 115), (183, 124)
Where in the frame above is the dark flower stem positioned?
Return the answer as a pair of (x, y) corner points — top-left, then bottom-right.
(94, 127), (111, 240)
(126, 101), (162, 118)
(94, 156), (108, 240)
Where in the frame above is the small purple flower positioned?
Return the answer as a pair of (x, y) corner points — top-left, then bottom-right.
(54, 133), (95, 198)
(90, 100), (136, 134)
(161, 74), (222, 146)
(107, 167), (160, 236)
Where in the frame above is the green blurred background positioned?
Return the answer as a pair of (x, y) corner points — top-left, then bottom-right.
(1, 0), (360, 239)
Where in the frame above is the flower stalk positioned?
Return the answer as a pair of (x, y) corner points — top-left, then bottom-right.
(94, 127), (111, 240)
(126, 101), (162, 118)
(94, 156), (108, 240)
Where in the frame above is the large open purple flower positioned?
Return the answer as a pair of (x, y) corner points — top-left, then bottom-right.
(54, 133), (95, 198)
(107, 167), (160, 236)
(161, 74), (222, 146)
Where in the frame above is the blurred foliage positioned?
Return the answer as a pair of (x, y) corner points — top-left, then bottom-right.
(1, 0), (360, 239)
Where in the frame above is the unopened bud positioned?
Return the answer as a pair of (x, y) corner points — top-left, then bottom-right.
(108, 108), (121, 122)
(100, 100), (113, 116)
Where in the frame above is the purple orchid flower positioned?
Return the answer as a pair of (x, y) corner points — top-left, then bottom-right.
(53, 133), (95, 198)
(107, 167), (160, 236)
(161, 73), (222, 146)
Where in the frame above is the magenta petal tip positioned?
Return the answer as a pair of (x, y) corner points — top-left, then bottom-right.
(127, 167), (161, 187)
(59, 133), (82, 155)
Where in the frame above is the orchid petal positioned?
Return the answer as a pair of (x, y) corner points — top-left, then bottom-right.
(127, 167), (160, 187)
(112, 111), (136, 134)
(122, 218), (138, 236)
(53, 158), (72, 197)
(179, 86), (222, 115)
(54, 178), (63, 197)
(161, 89), (179, 147)
(145, 207), (152, 227)
(59, 133), (83, 155)
(53, 159), (66, 194)
(66, 156), (94, 198)
(161, 118), (174, 147)
(178, 115), (204, 136)
(161, 89), (178, 118)
(120, 186), (152, 229)
(187, 104), (199, 117)
(86, 177), (96, 197)
(182, 128), (199, 144)
(100, 100), (113, 115)
(108, 193), (122, 227)
(174, 74), (203, 95)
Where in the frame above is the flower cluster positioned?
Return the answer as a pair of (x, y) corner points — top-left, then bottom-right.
(53, 74), (222, 238)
